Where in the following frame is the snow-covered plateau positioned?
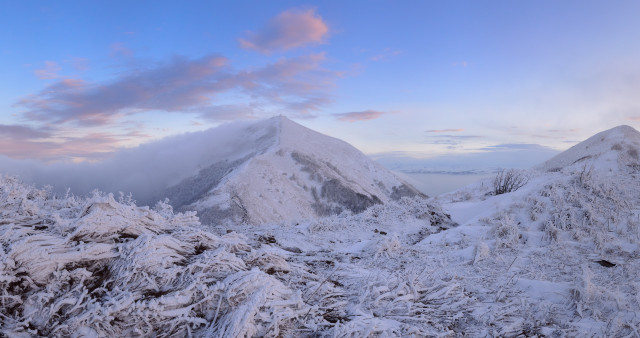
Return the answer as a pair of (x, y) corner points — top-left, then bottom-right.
(1, 121), (640, 337)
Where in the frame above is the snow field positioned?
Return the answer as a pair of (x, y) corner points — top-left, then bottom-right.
(2, 124), (640, 336)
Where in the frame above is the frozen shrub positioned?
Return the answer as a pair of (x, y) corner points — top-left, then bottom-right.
(627, 217), (639, 235)
(528, 196), (545, 221)
(569, 266), (620, 320)
(493, 169), (529, 195)
(397, 196), (454, 227)
(449, 190), (472, 203)
(473, 241), (490, 264)
(491, 213), (520, 248)
(542, 220), (560, 242)
(374, 236), (403, 258)
(577, 164), (593, 186)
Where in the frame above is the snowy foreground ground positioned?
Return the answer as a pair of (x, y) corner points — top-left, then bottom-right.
(2, 164), (640, 337)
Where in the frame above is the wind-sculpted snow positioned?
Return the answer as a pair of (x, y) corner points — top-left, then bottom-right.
(0, 176), (312, 336)
(0, 175), (476, 336)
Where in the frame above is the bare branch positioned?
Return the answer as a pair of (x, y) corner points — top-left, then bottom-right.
(493, 169), (528, 195)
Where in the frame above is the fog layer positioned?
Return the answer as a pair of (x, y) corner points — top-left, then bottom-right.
(0, 119), (268, 205)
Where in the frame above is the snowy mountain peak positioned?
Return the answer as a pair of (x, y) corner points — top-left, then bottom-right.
(164, 117), (425, 225)
(539, 124), (640, 172)
(271, 115), (340, 151)
(607, 124), (640, 136)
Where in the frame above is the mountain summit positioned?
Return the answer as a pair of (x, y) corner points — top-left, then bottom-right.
(538, 125), (640, 173)
(164, 116), (423, 225)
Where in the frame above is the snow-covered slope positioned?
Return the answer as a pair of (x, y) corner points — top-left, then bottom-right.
(164, 116), (423, 225)
(423, 125), (640, 335)
(0, 175), (455, 336)
(538, 125), (640, 173)
(3, 125), (640, 336)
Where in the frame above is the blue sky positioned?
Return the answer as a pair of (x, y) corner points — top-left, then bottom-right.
(2, 1), (640, 164)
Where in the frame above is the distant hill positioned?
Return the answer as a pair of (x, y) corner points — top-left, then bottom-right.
(538, 125), (640, 173)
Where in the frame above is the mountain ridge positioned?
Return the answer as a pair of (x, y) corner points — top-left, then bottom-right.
(164, 116), (424, 225)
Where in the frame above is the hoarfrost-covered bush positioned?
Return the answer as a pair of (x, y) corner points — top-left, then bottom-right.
(374, 236), (403, 259)
(569, 266), (622, 320)
(542, 220), (560, 242)
(493, 169), (529, 195)
(307, 212), (351, 233)
(527, 195), (545, 221)
(473, 241), (490, 264)
(489, 213), (521, 248)
(396, 196), (454, 228)
(448, 190), (473, 203)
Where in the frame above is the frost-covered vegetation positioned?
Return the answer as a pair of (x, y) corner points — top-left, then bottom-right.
(221, 163), (640, 336)
(0, 175), (471, 336)
(0, 176), (314, 336)
(3, 125), (640, 336)
(2, 161), (640, 336)
(492, 169), (529, 195)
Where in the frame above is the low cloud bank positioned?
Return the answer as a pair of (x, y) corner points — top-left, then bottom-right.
(372, 145), (560, 174)
(0, 119), (266, 206)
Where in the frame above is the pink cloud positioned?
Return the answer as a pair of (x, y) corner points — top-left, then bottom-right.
(0, 124), (51, 139)
(17, 55), (229, 125)
(7, 51), (341, 161)
(239, 8), (329, 53)
(235, 53), (337, 108)
(335, 110), (387, 122)
(0, 127), (149, 162)
(16, 53), (339, 126)
(60, 78), (85, 87)
(33, 61), (61, 79)
(426, 128), (465, 133)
